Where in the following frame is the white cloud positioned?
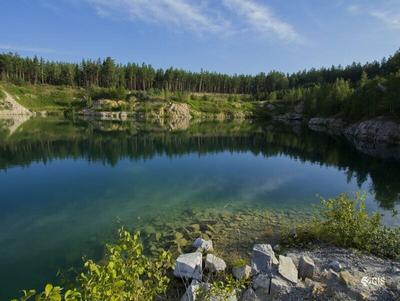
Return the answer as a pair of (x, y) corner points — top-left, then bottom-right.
(369, 10), (400, 29)
(347, 2), (400, 30)
(0, 44), (55, 53)
(86, 0), (301, 42)
(222, 0), (301, 42)
(87, 0), (228, 34)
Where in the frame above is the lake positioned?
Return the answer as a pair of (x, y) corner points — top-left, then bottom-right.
(0, 117), (399, 300)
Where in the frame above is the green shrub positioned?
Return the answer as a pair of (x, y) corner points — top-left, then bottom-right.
(89, 87), (127, 101)
(282, 193), (400, 260)
(13, 228), (173, 301)
(196, 274), (246, 301)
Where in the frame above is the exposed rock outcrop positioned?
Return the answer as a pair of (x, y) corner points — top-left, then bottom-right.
(345, 118), (400, 145)
(0, 91), (32, 116)
(308, 117), (400, 159)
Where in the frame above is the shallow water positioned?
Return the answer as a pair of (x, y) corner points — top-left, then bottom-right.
(0, 117), (399, 299)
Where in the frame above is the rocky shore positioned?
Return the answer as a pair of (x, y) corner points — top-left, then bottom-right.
(308, 117), (400, 159)
(173, 238), (400, 301)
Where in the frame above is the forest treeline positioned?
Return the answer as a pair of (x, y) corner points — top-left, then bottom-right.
(0, 50), (400, 120)
(0, 51), (399, 94)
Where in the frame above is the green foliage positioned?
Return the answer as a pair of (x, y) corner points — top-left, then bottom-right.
(11, 285), (81, 301)
(13, 228), (173, 301)
(282, 193), (400, 260)
(196, 274), (246, 301)
(88, 87), (127, 101)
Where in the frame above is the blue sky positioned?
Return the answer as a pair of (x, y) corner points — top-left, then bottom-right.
(1, 0), (400, 74)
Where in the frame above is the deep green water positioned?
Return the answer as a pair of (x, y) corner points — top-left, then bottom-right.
(0, 117), (399, 300)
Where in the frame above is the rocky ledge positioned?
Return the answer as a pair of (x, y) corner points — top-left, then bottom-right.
(174, 238), (400, 301)
(308, 117), (400, 159)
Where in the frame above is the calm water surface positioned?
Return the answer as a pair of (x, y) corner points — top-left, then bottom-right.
(0, 117), (399, 299)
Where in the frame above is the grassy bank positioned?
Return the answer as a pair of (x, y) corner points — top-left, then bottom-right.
(0, 82), (256, 117)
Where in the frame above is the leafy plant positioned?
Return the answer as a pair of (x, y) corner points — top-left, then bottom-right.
(13, 228), (173, 301)
(196, 274), (246, 301)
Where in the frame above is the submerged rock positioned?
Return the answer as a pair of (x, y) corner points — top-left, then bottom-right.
(174, 252), (203, 280)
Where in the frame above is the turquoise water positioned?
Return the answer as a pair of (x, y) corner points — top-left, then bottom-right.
(0, 118), (399, 299)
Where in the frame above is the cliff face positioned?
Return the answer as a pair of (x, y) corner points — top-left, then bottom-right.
(306, 117), (400, 159)
(344, 118), (400, 145)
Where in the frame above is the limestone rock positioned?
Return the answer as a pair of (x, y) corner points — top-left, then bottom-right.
(345, 118), (400, 145)
(298, 255), (315, 280)
(240, 288), (259, 301)
(252, 274), (271, 290)
(278, 255), (298, 284)
(174, 252), (203, 280)
(339, 271), (357, 287)
(205, 254), (226, 273)
(269, 276), (292, 298)
(193, 237), (213, 252)
(232, 265), (251, 280)
(328, 260), (342, 272)
(251, 244), (278, 275)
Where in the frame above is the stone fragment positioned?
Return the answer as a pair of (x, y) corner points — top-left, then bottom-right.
(328, 260), (342, 272)
(252, 274), (271, 290)
(298, 255), (315, 280)
(193, 237), (213, 252)
(174, 252), (202, 280)
(278, 255), (298, 284)
(205, 254), (226, 272)
(232, 265), (251, 280)
(251, 244), (278, 275)
(339, 271), (357, 287)
(241, 288), (259, 301)
(269, 276), (292, 298)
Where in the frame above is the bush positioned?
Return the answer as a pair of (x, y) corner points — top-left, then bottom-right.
(89, 87), (127, 101)
(282, 193), (400, 260)
(13, 228), (173, 301)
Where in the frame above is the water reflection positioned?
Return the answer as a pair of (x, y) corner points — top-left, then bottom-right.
(0, 117), (399, 209)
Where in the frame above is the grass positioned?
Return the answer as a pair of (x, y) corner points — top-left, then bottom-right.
(185, 95), (254, 115)
(0, 89), (5, 101)
(1, 82), (85, 112)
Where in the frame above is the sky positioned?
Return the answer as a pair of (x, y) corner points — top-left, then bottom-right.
(1, 0), (400, 75)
